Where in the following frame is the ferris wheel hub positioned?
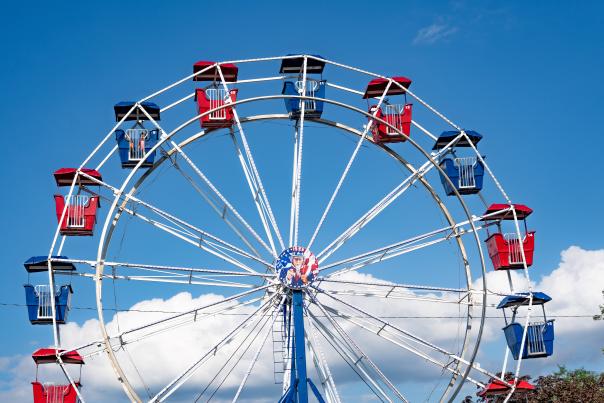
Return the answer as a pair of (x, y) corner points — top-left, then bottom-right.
(276, 246), (319, 289)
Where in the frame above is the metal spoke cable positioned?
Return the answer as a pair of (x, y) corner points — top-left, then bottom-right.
(166, 140), (274, 258)
(307, 293), (409, 402)
(58, 269), (255, 289)
(218, 66), (285, 252)
(58, 258), (273, 279)
(312, 286), (499, 385)
(317, 131), (469, 264)
(61, 295), (268, 361)
(232, 296), (284, 402)
(321, 212), (502, 277)
(150, 295), (277, 402)
(306, 310), (389, 403)
(166, 152), (264, 259)
(229, 129), (280, 258)
(316, 159), (437, 264)
(305, 306), (341, 403)
(321, 301), (486, 388)
(194, 302), (275, 402)
(79, 170), (269, 272)
(307, 80), (393, 250)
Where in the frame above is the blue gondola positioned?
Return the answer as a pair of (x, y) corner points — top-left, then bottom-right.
(280, 55), (326, 120)
(24, 256), (76, 273)
(433, 130), (485, 196)
(115, 128), (160, 168)
(24, 284), (72, 325)
(497, 292), (555, 360)
(282, 79), (326, 119)
(113, 101), (161, 169)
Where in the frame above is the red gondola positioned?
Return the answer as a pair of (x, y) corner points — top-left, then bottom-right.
(193, 61), (238, 82)
(363, 77), (413, 144)
(483, 204), (535, 270)
(195, 87), (238, 129)
(53, 168), (102, 187)
(477, 379), (535, 402)
(54, 195), (99, 236)
(53, 168), (101, 236)
(31, 349), (83, 403)
(193, 61), (239, 129)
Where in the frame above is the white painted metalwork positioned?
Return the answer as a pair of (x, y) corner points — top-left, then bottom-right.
(289, 57), (308, 247)
(168, 139), (274, 258)
(306, 316), (341, 403)
(307, 311), (392, 402)
(64, 195), (89, 228)
(42, 384), (70, 403)
(150, 295), (277, 402)
(455, 156), (478, 189)
(35, 285), (55, 320)
(526, 322), (547, 356)
(382, 104), (405, 135)
(40, 55), (539, 403)
(205, 88), (229, 120)
(504, 232), (525, 265)
(232, 296), (285, 402)
(124, 129), (150, 161)
(309, 293), (409, 402)
(295, 79), (318, 111)
(307, 80), (392, 251)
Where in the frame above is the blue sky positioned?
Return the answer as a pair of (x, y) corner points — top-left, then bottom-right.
(1, 1), (603, 401)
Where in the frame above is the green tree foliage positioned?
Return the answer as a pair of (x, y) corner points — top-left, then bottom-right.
(529, 366), (604, 402)
(463, 368), (604, 402)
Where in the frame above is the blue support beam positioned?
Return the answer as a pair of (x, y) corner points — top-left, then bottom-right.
(293, 290), (309, 403)
(279, 290), (325, 403)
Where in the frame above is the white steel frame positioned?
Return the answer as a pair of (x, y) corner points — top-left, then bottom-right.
(40, 55), (538, 403)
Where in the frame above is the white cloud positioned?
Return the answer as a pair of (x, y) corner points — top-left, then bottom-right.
(413, 22), (459, 45)
(470, 246), (604, 380)
(2, 246), (603, 401)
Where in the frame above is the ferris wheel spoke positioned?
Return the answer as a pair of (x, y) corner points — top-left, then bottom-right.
(136, 104), (270, 260)
(306, 309), (393, 403)
(315, 288), (471, 305)
(115, 202), (265, 274)
(316, 131), (468, 264)
(65, 258), (272, 278)
(316, 160), (435, 265)
(166, 139), (275, 259)
(288, 56), (309, 247)
(321, 209), (499, 278)
(232, 296), (284, 402)
(194, 300), (276, 402)
(150, 294), (276, 402)
(79, 171), (272, 272)
(312, 286), (498, 385)
(307, 292), (409, 402)
(305, 315), (342, 403)
(317, 278), (467, 294)
(229, 129), (282, 258)
(307, 80), (393, 251)
(61, 288), (272, 365)
(216, 66), (285, 253)
(72, 270), (256, 288)
(322, 302), (487, 389)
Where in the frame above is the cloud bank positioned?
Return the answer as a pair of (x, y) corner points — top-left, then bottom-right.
(1, 246), (602, 401)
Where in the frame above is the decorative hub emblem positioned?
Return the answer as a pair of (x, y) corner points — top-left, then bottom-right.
(276, 246), (319, 289)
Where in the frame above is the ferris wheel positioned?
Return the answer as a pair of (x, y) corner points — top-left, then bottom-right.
(23, 55), (555, 403)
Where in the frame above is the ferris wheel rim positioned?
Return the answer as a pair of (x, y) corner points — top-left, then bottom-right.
(41, 54), (540, 402)
(91, 109), (488, 401)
